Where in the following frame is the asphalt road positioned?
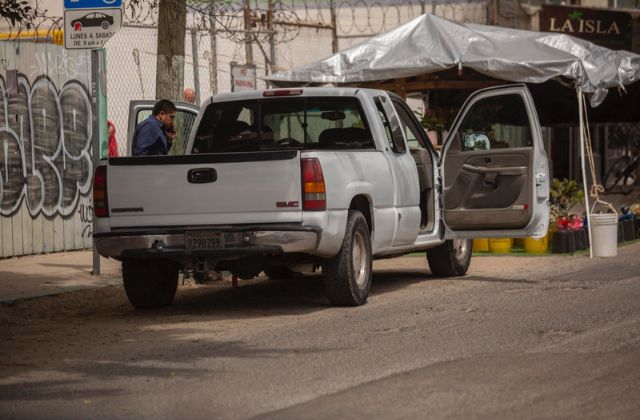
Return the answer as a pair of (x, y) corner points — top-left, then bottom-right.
(1, 242), (639, 419)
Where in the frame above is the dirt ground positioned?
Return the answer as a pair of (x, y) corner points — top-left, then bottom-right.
(0, 243), (637, 375)
(1, 240), (639, 419)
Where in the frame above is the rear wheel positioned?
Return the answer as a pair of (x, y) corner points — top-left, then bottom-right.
(323, 210), (372, 306)
(122, 259), (179, 309)
(427, 238), (472, 277)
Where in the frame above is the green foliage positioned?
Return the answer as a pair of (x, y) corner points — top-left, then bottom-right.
(550, 178), (584, 218)
(418, 107), (457, 131)
(1, 0), (39, 28)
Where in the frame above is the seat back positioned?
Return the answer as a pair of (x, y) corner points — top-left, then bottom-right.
(318, 127), (372, 149)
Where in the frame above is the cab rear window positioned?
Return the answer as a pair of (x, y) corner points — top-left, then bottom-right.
(191, 97), (373, 153)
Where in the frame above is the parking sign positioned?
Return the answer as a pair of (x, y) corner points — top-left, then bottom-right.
(64, 8), (122, 49)
(64, 0), (122, 9)
(64, 0), (123, 49)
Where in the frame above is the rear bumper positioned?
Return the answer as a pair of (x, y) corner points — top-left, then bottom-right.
(93, 226), (320, 260)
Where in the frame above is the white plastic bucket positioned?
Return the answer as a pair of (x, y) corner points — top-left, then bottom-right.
(590, 213), (618, 257)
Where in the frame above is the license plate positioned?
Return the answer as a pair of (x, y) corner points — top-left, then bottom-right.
(185, 231), (224, 250)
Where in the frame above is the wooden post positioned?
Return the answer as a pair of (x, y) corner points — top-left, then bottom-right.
(190, 28), (201, 105)
(209, 2), (218, 96)
(243, 0), (254, 65)
(330, 0), (338, 54)
(268, 0), (276, 74)
(156, 0), (187, 100)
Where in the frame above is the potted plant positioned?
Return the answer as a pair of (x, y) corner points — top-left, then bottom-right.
(548, 178), (586, 253)
(418, 107), (456, 146)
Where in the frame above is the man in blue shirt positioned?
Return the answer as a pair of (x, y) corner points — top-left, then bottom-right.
(132, 99), (177, 156)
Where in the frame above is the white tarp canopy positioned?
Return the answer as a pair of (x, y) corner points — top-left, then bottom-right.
(265, 13), (640, 106)
(266, 13), (640, 258)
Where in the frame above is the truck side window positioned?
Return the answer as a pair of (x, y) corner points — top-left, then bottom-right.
(457, 94), (533, 152)
(391, 100), (429, 150)
(374, 97), (406, 153)
(135, 108), (198, 156)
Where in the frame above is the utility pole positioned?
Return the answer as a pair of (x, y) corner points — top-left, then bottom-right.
(330, 0), (338, 54)
(190, 28), (201, 105)
(209, 1), (218, 96)
(156, 0), (187, 100)
(243, 0), (254, 65)
(490, 0), (498, 26)
(268, 0), (276, 74)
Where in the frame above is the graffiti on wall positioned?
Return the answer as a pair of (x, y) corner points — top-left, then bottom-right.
(78, 203), (93, 238)
(0, 74), (93, 218)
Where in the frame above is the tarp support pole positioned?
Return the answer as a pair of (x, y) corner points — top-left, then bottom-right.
(577, 88), (593, 259)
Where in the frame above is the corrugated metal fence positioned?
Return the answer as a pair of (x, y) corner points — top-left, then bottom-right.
(0, 41), (96, 258)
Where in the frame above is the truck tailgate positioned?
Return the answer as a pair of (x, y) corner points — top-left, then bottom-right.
(106, 152), (302, 227)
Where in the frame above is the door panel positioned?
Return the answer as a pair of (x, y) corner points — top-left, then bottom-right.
(442, 85), (549, 237)
(444, 148), (532, 229)
(126, 100), (199, 156)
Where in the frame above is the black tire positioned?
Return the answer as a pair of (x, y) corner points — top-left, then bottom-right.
(323, 210), (372, 306)
(263, 266), (296, 280)
(101, 21), (109, 30)
(603, 156), (630, 192)
(427, 238), (472, 277)
(122, 259), (179, 309)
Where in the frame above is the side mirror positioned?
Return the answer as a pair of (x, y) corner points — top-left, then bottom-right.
(464, 133), (490, 151)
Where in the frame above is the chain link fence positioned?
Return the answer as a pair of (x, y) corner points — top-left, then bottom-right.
(104, 0), (489, 156)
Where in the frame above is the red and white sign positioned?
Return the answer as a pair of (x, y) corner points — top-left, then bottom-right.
(230, 63), (257, 92)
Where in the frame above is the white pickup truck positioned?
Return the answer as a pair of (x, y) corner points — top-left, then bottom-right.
(94, 85), (549, 308)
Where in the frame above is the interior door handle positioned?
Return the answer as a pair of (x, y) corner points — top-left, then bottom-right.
(187, 168), (217, 184)
(463, 163), (527, 176)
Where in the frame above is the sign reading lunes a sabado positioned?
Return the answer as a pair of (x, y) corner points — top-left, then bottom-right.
(64, 0), (123, 49)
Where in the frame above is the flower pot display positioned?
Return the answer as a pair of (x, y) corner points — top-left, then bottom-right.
(524, 235), (548, 254)
(513, 238), (525, 248)
(622, 219), (635, 242)
(574, 228), (588, 251)
(551, 230), (576, 254)
(630, 204), (640, 239)
(618, 221), (624, 243)
(472, 238), (490, 252)
(489, 238), (512, 253)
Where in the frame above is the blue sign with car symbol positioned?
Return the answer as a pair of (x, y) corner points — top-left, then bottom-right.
(64, 0), (122, 9)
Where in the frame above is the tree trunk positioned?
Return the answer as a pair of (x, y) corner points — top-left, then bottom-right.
(156, 0), (186, 100)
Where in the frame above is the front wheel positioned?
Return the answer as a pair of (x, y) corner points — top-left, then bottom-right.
(323, 210), (372, 306)
(122, 259), (179, 309)
(426, 238), (472, 277)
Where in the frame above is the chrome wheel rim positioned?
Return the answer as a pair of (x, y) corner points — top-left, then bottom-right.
(452, 239), (468, 260)
(352, 230), (368, 287)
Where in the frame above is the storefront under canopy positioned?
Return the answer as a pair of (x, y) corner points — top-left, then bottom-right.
(264, 14), (640, 258)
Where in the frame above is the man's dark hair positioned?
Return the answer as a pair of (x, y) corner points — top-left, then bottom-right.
(152, 99), (177, 116)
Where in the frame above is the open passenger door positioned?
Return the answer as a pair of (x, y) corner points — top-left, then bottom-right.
(126, 100), (199, 156)
(441, 85), (549, 238)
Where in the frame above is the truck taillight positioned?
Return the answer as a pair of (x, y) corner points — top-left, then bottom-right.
(93, 165), (109, 217)
(301, 158), (326, 211)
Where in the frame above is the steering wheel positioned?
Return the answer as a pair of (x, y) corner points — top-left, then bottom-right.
(275, 138), (302, 147)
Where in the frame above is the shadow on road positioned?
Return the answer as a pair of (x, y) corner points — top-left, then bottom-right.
(169, 268), (441, 315)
